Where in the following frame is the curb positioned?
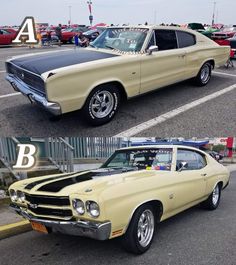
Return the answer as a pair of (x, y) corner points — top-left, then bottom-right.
(0, 220), (32, 240)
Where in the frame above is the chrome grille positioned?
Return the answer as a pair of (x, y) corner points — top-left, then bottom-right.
(25, 194), (70, 206)
(25, 194), (72, 219)
(28, 205), (72, 218)
(6, 62), (45, 95)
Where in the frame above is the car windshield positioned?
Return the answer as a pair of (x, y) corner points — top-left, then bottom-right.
(91, 28), (148, 52)
(102, 148), (173, 171)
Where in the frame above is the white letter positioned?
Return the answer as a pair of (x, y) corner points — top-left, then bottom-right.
(12, 17), (38, 44)
(13, 144), (37, 169)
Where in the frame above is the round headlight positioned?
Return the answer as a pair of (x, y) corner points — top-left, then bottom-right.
(10, 189), (18, 202)
(86, 201), (100, 218)
(72, 199), (85, 215)
(17, 191), (25, 203)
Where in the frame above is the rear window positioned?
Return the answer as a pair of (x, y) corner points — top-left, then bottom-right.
(176, 31), (196, 48)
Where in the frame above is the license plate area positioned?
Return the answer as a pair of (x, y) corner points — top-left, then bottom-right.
(31, 221), (48, 234)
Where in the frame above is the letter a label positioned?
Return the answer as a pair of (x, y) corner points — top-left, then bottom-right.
(13, 17), (38, 44)
(13, 144), (37, 170)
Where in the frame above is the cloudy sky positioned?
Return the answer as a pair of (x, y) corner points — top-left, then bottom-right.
(1, 0), (235, 26)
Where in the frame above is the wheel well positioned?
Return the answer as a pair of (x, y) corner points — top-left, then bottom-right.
(206, 60), (215, 69)
(133, 200), (163, 222)
(148, 200), (163, 221)
(96, 81), (128, 102)
(218, 181), (223, 190)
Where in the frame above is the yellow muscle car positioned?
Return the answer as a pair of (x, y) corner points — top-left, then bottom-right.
(5, 26), (230, 126)
(9, 145), (230, 254)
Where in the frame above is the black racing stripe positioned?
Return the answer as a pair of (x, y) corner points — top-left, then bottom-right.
(24, 173), (75, 190)
(11, 49), (119, 75)
(38, 172), (94, 192)
(37, 168), (138, 193)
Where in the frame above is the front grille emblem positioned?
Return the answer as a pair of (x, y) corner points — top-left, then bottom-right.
(29, 203), (38, 209)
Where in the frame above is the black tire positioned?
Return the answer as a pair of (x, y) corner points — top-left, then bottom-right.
(194, 62), (212, 86)
(122, 204), (156, 255)
(83, 84), (120, 126)
(201, 183), (222, 210)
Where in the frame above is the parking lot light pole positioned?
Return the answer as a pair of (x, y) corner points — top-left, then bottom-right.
(87, 1), (93, 26)
(68, 5), (72, 25)
(212, 1), (217, 26)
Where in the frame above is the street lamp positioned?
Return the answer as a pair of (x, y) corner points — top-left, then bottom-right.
(87, 1), (93, 26)
(68, 5), (72, 25)
(212, 1), (217, 26)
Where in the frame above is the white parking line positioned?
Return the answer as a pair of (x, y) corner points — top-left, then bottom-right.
(114, 84), (236, 137)
(0, 70), (6, 73)
(0, 93), (21, 99)
(213, 71), (236, 77)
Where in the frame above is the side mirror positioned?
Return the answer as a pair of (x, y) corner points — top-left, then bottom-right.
(178, 162), (188, 172)
(147, 45), (159, 55)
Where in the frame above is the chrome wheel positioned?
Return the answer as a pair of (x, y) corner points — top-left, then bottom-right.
(212, 185), (220, 206)
(200, 65), (210, 83)
(90, 91), (114, 119)
(137, 209), (155, 248)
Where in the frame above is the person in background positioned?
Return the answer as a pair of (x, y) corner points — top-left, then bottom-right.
(36, 31), (42, 47)
(75, 32), (89, 48)
(46, 31), (52, 46)
(74, 32), (80, 47)
(55, 24), (62, 46)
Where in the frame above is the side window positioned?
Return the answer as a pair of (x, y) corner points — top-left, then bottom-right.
(154, 30), (178, 51)
(176, 149), (207, 171)
(147, 32), (155, 49)
(176, 31), (196, 48)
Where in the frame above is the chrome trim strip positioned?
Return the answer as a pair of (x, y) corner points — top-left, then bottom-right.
(11, 204), (111, 241)
(6, 74), (61, 116)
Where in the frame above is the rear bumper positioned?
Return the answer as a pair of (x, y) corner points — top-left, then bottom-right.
(6, 74), (61, 116)
(11, 204), (111, 241)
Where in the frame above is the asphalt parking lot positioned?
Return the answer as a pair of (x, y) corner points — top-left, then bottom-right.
(0, 170), (235, 265)
(0, 46), (235, 137)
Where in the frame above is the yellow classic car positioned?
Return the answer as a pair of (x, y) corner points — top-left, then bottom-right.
(9, 145), (230, 254)
(5, 26), (230, 125)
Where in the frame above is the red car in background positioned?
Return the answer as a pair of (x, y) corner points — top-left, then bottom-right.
(61, 27), (88, 44)
(212, 25), (236, 45)
(0, 28), (17, 45)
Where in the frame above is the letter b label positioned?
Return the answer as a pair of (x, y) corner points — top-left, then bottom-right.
(13, 144), (37, 170)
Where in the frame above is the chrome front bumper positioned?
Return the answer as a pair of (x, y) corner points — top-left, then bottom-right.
(6, 74), (61, 116)
(11, 204), (111, 241)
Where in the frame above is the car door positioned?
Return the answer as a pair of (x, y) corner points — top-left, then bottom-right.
(171, 148), (208, 210)
(140, 29), (186, 94)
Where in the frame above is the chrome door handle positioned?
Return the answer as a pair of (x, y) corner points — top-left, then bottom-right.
(178, 54), (186, 58)
(201, 174), (207, 177)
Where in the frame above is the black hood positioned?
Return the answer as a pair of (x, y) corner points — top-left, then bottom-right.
(26, 168), (137, 193)
(10, 49), (119, 75)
